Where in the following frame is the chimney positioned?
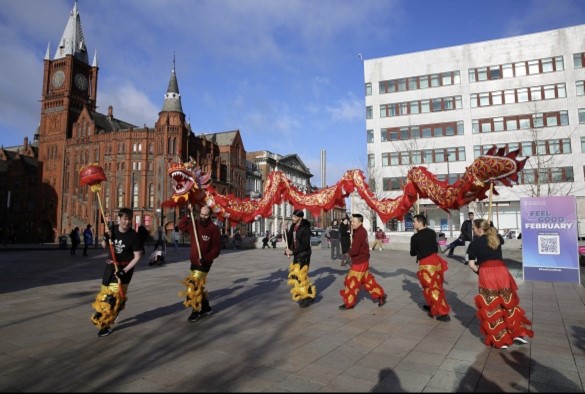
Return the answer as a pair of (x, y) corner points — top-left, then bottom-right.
(108, 105), (113, 118)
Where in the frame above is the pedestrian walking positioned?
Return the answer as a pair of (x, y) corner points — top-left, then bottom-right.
(443, 212), (474, 258)
(326, 219), (341, 261)
(171, 226), (180, 252)
(69, 227), (80, 255)
(285, 210), (316, 308)
(82, 224), (93, 256)
(339, 215), (351, 266)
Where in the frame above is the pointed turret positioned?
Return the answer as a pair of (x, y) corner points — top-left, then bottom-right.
(45, 42), (51, 60)
(161, 57), (183, 113)
(54, 1), (89, 64)
(92, 49), (98, 67)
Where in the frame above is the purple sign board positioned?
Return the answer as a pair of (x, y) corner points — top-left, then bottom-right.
(520, 196), (580, 283)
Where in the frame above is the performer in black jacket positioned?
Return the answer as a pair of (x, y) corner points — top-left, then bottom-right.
(443, 212), (474, 257)
(339, 215), (351, 266)
(285, 210), (316, 308)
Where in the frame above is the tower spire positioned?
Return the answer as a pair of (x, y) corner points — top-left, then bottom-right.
(161, 56), (183, 113)
(54, 0), (89, 63)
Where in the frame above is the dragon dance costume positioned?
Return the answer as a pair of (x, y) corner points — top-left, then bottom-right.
(467, 234), (534, 348)
(286, 212), (316, 308)
(178, 214), (221, 319)
(410, 226), (451, 319)
(339, 223), (386, 309)
(91, 226), (143, 331)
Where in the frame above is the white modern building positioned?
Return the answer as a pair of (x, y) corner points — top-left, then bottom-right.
(364, 24), (585, 236)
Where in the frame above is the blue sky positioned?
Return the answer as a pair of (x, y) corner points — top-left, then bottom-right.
(1, 0), (584, 187)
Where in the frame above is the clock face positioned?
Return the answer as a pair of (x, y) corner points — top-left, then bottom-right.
(74, 74), (88, 91)
(51, 70), (65, 88)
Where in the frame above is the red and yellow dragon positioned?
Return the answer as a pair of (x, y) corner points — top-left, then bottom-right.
(162, 146), (527, 223)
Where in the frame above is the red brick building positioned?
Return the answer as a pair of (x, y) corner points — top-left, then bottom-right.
(8, 3), (243, 242)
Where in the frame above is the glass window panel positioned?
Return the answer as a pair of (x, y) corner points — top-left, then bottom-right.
(444, 98), (454, 110)
(504, 90), (515, 104)
(558, 83), (567, 97)
(409, 101), (420, 114)
(380, 106), (387, 118)
(533, 113), (544, 128)
(365, 83), (372, 96)
(494, 118), (504, 131)
(472, 120), (479, 134)
(366, 106), (372, 119)
(582, 137), (585, 152)
(530, 86), (542, 101)
(579, 109), (585, 124)
(367, 129), (374, 143)
(562, 139), (571, 153)
(422, 127), (432, 138)
(481, 121), (492, 133)
(447, 147), (457, 162)
(382, 153), (390, 166)
(458, 147), (466, 161)
(566, 166), (574, 182)
(555, 56), (564, 71)
(508, 143), (519, 152)
(517, 88), (529, 102)
(408, 77), (417, 90)
(546, 114), (558, 127)
(388, 81), (396, 92)
(543, 85), (555, 99)
(412, 151), (422, 164)
(479, 93), (490, 106)
(578, 81), (585, 96)
(421, 100), (430, 113)
(400, 128), (409, 140)
(470, 93), (478, 108)
(492, 92), (503, 105)
(423, 150), (433, 163)
(528, 60), (539, 74)
(506, 119), (518, 131)
(474, 146), (482, 158)
(453, 71), (461, 84)
(390, 131), (399, 141)
(435, 149), (445, 162)
(379, 82), (387, 94)
(390, 153), (399, 165)
(538, 170), (548, 183)
(560, 110), (569, 125)
(400, 102), (409, 115)
(502, 63), (513, 78)
(537, 141), (546, 155)
(380, 129), (388, 142)
(522, 143), (533, 157)
(431, 75), (440, 87)
(469, 69), (476, 82)
(574, 54), (583, 68)
(411, 127), (420, 139)
(551, 168), (563, 183)
(549, 140), (560, 154)
(445, 125), (455, 136)
(419, 76), (429, 89)
(432, 99), (442, 111)
(442, 72), (453, 85)
(433, 126), (443, 137)
(542, 58), (553, 72)
(477, 67), (488, 81)
(523, 170), (535, 184)
(455, 96), (462, 108)
(515, 62), (526, 76)
(519, 118), (531, 129)
(398, 79), (407, 91)
(489, 66), (501, 80)
(456, 121), (464, 135)
(368, 154), (374, 167)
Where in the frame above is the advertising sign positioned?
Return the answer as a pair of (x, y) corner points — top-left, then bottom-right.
(520, 196), (580, 283)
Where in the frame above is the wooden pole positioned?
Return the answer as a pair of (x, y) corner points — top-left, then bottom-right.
(488, 182), (494, 224)
(188, 204), (202, 259)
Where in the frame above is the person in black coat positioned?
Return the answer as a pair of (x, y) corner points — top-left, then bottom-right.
(339, 215), (351, 266)
(285, 210), (316, 308)
(443, 212), (474, 257)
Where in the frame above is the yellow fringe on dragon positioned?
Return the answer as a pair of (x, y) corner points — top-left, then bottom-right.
(179, 270), (208, 311)
(287, 262), (316, 302)
(90, 284), (128, 329)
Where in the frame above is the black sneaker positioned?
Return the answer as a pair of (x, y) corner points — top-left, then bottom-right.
(299, 298), (314, 308)
(513, 336), (528, 345)
(338, 304), (354, 310)
(188, 311), (201, 322)
(422, 305), (431, 311)
(97, 327), (113, 337)
(200, 308), (214, 317)
(436, 314), (451, 322)
(378, 294), (387, 307)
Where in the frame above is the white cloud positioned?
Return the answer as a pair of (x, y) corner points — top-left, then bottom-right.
(324, 93), (363, 122)
(97, 81), (159, 127)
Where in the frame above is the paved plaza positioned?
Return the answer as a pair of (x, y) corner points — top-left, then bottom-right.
(1, 243), (585, 392)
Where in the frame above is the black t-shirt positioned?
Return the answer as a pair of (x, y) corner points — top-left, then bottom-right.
(466, 234), (505, 264)
(410, 227), (438, 260)
(111, 228), (143, 262)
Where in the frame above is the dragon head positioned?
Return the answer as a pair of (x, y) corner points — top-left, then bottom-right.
(161, 158), (211, 208)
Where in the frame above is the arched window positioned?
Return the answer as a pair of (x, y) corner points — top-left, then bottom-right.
(149, 183), (154, 208)
(105, 183), (110, 209)
(117, 184), (124, 208)
(133, 182), (139, 208)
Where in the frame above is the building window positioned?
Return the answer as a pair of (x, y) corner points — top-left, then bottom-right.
(133, 183), (139, 208)
(365, 83), (372, 96)
(574, 53), (585, 69)
(117, 184), (124, 208)
(368, 154), (374, 167)
(367, 129), (374, 143)
(579, 109), (585, 124)
(366, 106), (373, 119)
(149, 184), (154, 208)
(382, 153), (390, 167)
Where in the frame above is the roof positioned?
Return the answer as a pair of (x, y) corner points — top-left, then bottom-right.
(91, 111), (138, 133)
(202, 130), (240, 146)
(53, 2), (88, 64)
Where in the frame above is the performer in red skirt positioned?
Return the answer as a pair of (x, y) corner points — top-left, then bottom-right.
(410, 214), (451, 321)
(467, 218), (533, 349)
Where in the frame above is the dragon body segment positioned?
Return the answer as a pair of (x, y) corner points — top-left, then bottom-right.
(162, 146), (527, 224)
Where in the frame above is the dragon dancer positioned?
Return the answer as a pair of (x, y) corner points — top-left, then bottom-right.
(285, 210), (316, 308)
(339, 213), (387, 310)
(91, 208), (144, 337)
(410, 214), (451, 322)
(178, 205), (222, 322)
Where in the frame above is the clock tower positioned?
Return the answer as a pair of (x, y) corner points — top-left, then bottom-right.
(38, 1), (98, 234)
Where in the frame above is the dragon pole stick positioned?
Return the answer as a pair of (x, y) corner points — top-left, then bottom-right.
(79, 164), (124, 299)
(188, 204), (202, 259)
(488, 182), (494, 224)
(281, 209), (290, 260)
